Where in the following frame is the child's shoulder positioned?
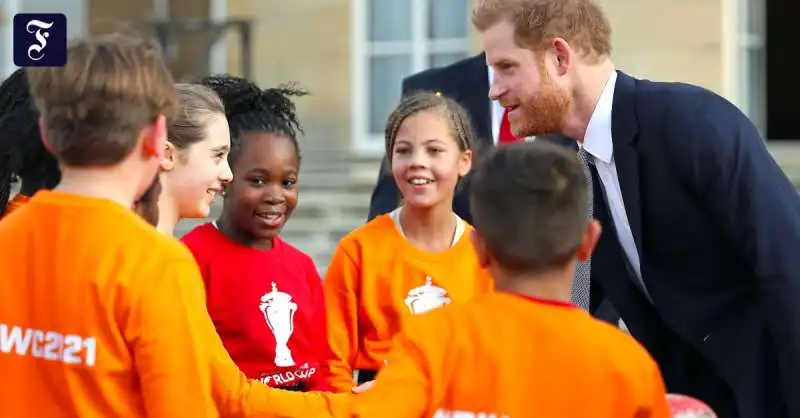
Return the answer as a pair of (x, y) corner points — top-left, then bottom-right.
(180, 222), (218, 246)
(275, 236), (317, 269)
(568, 313), (657, 372)
(337, 214), (398, 248)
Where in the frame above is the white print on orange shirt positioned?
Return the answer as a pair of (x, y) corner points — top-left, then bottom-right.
(404, 276), (451, 315)
(0, 322), (97, 367)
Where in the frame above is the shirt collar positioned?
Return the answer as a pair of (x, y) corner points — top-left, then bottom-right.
(582, 71), (617, 164)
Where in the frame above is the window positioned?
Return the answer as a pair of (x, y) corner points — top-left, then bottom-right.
(351, 0), (471, 153)
(737, 0), (765, 136)
(0, 0), (21, 78)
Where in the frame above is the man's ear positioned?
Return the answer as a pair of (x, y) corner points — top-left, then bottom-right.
(550, 37), (573, 77)
(470, 229), (491, 269)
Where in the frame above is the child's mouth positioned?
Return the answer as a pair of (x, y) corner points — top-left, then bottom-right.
(206, 188), (220, 201)
(255, 211), (284, 228)
(408, 177), (434, 186)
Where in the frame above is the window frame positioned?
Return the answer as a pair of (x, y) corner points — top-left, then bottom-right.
(350, 0), (471, 154)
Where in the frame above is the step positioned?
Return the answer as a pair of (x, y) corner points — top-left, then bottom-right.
(282, 216), (365, 236)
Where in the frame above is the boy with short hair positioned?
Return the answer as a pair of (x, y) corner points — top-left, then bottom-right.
(0, 33), (345, 417)
(348, 141), (670, 417)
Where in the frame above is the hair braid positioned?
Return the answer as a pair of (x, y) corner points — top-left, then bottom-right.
(0, 69), (59, 214)
(199, 74), (308, 166)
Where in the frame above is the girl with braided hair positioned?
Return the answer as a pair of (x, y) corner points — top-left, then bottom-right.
(322, 91), (494, 391)
(181, 75), (333, 392)
(0, 68), (60, 217)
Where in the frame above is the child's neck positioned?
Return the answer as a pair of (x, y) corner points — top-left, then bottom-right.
(155, 183), (179, 236)
(399, 202), (457, 253)
(56, 167), (139, 209)
(494, 266), (574, 304)
(216, 215), (274, 250)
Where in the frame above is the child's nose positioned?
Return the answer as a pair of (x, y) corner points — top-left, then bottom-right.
(219, 161), (233, 183)
(263, 188), (285, 204)
(409, 150), (429, 168)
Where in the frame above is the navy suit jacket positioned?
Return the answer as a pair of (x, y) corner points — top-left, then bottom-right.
(592, 71), (800, 418)
(366, 53), (573, 223)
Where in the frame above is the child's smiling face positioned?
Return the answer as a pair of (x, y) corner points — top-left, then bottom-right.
(223, 132), (299, 247)
(391, 110), (472, 209)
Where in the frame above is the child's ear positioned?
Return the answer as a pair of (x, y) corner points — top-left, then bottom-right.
(160, 142), (177, 171)
(458, 149), (473, 177)
(469, 229), (491, 268)
(576, 219), (602, 262)
(38, 117), (54, 154)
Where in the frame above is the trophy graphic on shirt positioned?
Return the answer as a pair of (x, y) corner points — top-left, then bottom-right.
(259, 282), (297, 367)
(404, 276), (451, 315)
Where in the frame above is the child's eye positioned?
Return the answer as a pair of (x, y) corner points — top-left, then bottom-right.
(249, 177), (266, 186)
(214, 152), (227, 161)
(428, 148), (444, 154)
(394, 148), (410, 155)
(283, 178), (297, 189)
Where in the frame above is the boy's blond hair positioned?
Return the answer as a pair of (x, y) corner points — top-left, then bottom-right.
(27, 33), (177, 166)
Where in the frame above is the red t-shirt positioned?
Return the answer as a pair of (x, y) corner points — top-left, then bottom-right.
(181, 223), (331, 391)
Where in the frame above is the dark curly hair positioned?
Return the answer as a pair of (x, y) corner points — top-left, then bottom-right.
(198, 74), (307, 165)
(0, 68), (60, 214)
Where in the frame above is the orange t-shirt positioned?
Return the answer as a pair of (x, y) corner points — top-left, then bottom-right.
(349, 292), (670, 418)
(323, 214), (494, 392)
(0, 191), (347, 418)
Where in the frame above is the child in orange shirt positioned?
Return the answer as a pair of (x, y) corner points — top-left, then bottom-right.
(347, 141), (670, 417)
(323, 92), (494, 391)
(0, 33), (346, 418)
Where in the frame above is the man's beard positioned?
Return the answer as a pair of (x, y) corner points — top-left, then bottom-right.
(511, 71), (572, 138)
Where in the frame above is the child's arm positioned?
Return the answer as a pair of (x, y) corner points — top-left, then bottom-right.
(323, 245), (363, 392)
(125, 258), (218, 416)
(645, 360), (671, 418)
(306, 261), (336, 391)
(348, 314), (451, 417)
(129, 253), (348, 417)
(204, 326), (350, 417)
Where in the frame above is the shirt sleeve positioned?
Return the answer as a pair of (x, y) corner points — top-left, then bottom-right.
(123, 257), (218, 417)
(348, 314), (451, 417)
(323, 244), (362, 392)
(306, 261), (335, 391)
(644, 359), (671, 418)
(204, 324), (350, 418)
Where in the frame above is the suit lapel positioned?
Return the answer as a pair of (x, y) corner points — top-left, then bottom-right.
(611, 71), (643, 257)
(456, 53), (492, 151)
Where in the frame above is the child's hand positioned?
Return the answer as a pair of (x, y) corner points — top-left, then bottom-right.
(352, 381), (375, 393)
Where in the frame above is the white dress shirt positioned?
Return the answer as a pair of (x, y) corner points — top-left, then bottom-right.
(582, 71), (651, 300)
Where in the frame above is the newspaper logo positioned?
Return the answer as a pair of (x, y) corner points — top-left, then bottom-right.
(13, 13), (67, 67)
